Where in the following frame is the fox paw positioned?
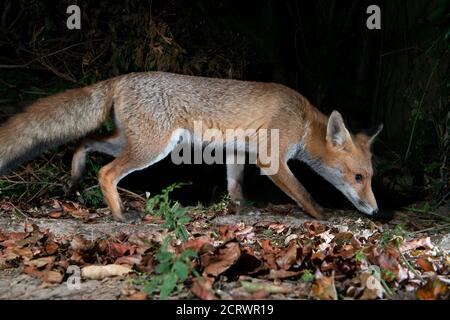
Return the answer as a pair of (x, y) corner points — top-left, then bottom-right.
(63, 182), (78, 195)
(120, 210), (143, 224)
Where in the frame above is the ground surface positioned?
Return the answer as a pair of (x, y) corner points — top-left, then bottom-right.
(0, 200), (449, 300)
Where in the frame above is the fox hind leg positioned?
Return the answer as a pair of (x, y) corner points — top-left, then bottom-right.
(98, 137), (176, 223)
(68, 132), (124, 193)
(226, 163), (245, 204)
(226, 152), (245, 205)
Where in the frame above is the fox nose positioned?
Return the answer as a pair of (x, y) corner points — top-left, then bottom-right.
(372, 208), (394, 221)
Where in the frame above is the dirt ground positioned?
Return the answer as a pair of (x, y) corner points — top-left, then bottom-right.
(0, 205), (449, 300)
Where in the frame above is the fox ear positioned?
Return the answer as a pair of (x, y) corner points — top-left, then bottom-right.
(326, 110), (352, 150)
(364, 123), (383, 145)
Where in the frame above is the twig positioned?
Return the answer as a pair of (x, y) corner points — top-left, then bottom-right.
(399, 250), (424, 282)
(6, 202), (31, 220)
(118, 187), (146, 202)
(380, 278), (393, 298)
(403, 207), (450, 222)
(412, 223), (450, 234)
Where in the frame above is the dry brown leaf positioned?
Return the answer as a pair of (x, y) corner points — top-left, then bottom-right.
(81, 264), (132, 280)
(7, 232), (29, 241)
(70, 235), (94, 251)
(276, 241), (299, 270)
(127, 292), (148, 300)
(108, 242), (136, 258)
(62, 202), (90, 221)
(268, 269), (301, 279)
(201, 241), (241, 277)
(235, 226), (255, 238)
(25, 256), (55, 268)
(416, 257), (435, 272)
(115, 254), (142, 267)
(311, 270), (338, 300)
(13, 247), (33, 258)
(43, 270), (63, 284)
(45, 242), (59, 255)
(268, 223), (286, 234)
(304, 221), (326, 235)
(416, 278), (448, 300)
(183, 236), (214, 254)
(241, 280), (292, 294)
(191, 278), (217, 300)
(219, 225), (236, 241)
(48, 211), (63, 219)
(259, 239), (278, 254)
(23, 265), (43, 278)
(399, 237), (433, 253)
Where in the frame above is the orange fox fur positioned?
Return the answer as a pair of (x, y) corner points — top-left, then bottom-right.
(0, 72), (382, 222)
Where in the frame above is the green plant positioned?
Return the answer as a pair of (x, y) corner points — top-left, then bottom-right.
(300, 269), (315, 282)
(80, 158), (104, 207)
(144, 236), (197, 300)
(354, 250), (366, 262)
(144, 182), (199, 299)
(145, 182), (191, 241)
(378, 224), (407, 247)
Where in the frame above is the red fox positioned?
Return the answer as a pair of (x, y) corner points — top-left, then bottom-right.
(0, 72), (383, 222)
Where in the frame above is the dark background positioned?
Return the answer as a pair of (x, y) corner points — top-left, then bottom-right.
(0, 0), (448, 212)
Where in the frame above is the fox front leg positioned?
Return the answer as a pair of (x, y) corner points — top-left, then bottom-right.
(258, 161), (324, 219)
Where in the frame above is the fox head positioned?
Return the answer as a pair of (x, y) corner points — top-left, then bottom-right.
(305, 111), (383, 216)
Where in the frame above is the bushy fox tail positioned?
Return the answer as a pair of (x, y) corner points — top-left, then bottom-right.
(0, 79), (116, 175)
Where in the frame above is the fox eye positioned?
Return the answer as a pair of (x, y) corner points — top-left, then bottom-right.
(355, 174), (363, 183)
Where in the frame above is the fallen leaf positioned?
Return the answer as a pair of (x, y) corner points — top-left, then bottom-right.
(248, 290), (269, 299)
(48, 211), (63, 219)
(115, 254), (143, 267)
(219, 225), (236, 241)
(416, 257), (435, 272)
(25, 256), (55, 268)
(311, 270), (337, 300)
(183, 236), (214, 254)
(201, 241), (241, 277)
(13, 247), (33, 258)
(241, 281), (292, 294)
(43, 270), (63, 284)
(284, 234), (298, 245)
(259, 239), (278, 254)
(7, 232), (29, 241)
(127, 292), (148, 300)
(81, 264), (132, 280)
(108, 242), (136, 258)
(304, 221), (326, 235)
(268, 223), (286, 234)
(265, 203), (294, 215)
(191, 278), (217, 300)
(276, 241), (299, 270)
(70, 235), (94, 251)
(416, 278), (448, 300)
(268, 269), (302, 279)
(236, 226), (255, 239)
(45, 242), (59, 255)
(399, 237), (433, 253)
(62, 202), (90, 221)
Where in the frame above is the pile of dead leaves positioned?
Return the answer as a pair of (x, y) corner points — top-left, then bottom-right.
(186, 220), (449, 300)
(0, 223), (164, 287)
(0, 218), (448, 300)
